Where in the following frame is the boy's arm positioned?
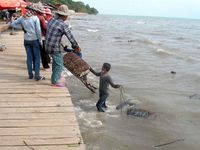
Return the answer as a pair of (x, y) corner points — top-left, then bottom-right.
(108, 76), (121, 88)
(89, 67), (101, 76)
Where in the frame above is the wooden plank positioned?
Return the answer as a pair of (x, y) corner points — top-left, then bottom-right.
(0, 133), (79, 138)
(0, 93), (69, 98)
(0, 107), (74, 113)
(0, 145), (85, 150)
(0, 85), (61, 89)
(0, 137), (82, 146)
(0, 101), (70, 107)
(0, 126), (80, 135)
(0, 119), (77, 127)
(0, 24), (9, 32)
(0, 112), (77, 120)
(0, 82), (53, 86)
(0, 97), (71, 102)
(0, 88), (67, 94)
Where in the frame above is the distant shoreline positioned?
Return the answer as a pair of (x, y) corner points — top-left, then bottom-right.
(74, 12), (89, 15)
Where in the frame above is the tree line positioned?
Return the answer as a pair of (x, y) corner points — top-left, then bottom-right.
(27, 0), (99, 14)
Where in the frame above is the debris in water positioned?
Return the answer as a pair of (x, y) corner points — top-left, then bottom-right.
(154, 138), (184, 148)
(189, 94), (200, 100)
(170, 71), (176, 74)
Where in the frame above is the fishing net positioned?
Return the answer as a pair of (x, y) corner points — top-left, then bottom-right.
(116, 86), (135, 113)
(127, 108), (152, 118)
(116, 86), (154, 118)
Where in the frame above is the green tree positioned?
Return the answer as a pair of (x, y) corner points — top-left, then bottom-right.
(27, 0), (98, 14)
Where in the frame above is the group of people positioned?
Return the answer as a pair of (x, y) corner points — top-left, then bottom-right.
(10, 4), (121, 112)
(0, 10), (10, 21)
(10, 4), (79, 84)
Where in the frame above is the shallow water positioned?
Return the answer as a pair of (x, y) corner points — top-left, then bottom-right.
(63, 15), (200, 150)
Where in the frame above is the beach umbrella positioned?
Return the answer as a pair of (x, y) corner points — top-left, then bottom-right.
(0, 0), (27, 10)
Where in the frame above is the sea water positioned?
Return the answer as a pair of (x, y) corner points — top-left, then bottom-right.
(63, 15), (200, 150)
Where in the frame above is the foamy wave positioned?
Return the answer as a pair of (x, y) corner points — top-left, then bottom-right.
(77, 99), (96, 107)
(106, 114), (120, 118)
(77, 111), (103, 128)
(136, 21), (146, 25)
(74, 106), (82, 111)
(154, 48), (195, 61)
(83, 118), (103, 128)
(62, 68), (73, 77)
(78, 111), (86, 119)
(106, 105), (118, 113)
(87, 29), (99, 32)
(156, 48), (176, 56)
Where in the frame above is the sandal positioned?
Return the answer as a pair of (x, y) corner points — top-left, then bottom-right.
(52, 83), (65, 88)
(35, 76), (45, 81)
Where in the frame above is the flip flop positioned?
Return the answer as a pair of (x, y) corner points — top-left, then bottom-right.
(52, 83), (65, 88)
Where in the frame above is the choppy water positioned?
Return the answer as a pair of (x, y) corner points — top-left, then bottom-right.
(63, 15), (200, 150)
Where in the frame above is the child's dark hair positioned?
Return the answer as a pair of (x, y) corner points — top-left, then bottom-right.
(103, 63), (111, 71)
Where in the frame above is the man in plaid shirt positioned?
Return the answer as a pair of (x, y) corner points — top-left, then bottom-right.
(45, 5), (81, 87)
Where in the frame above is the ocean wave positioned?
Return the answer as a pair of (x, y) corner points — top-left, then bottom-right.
(87, 29), (99, 32)
(154, 48), (195, 62)
(156, 48), (176, 56)
(128, 38), (159, 46)
(136, 21), (146, 25)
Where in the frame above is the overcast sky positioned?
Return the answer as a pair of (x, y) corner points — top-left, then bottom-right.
(76, 0), (200, 19)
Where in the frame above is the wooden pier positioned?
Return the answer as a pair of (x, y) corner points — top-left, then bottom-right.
(0, 29), (85, 149)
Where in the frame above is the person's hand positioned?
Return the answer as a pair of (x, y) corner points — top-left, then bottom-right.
(64, 46), (72, 52)
(74, 47), (81, 52)
(37, 39), (42, 46)
(118, 85), (122, 88)
(71, 45), (81, 52)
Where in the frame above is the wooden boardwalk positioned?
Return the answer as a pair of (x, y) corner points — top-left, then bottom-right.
(0, 30), (85, 149)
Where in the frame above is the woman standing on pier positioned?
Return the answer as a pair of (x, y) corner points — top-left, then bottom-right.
(10, 5), (45, 81)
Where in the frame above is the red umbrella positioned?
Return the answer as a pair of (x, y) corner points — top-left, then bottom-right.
(0, 0), (27, 10)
